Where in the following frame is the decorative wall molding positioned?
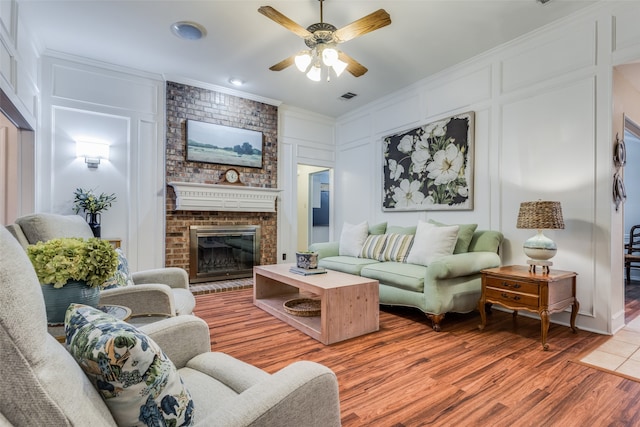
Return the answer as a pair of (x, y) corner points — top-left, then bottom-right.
(168, 182), (280, 212)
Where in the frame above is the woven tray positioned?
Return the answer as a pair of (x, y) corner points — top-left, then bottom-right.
(283, 298), (321, 317)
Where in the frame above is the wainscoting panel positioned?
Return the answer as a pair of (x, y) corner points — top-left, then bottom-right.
(501, 21), (595, 94)
(500, 77), (596, 318)
(424, 65), (492, 118)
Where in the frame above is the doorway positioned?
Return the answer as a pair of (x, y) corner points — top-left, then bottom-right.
(296, 165), (332, 251)
(0, 90), (35, 225)
(624, 116), (640, 321)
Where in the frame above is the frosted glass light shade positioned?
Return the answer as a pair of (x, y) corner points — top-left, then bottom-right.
(332, 59), (348, 77)
(295, 52), (312, 72)
(306, 65), (322, 81)
(322, 47), (339, 66)
(76, 140), (109, 168)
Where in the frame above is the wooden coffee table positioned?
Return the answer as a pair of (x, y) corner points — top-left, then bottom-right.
(253, 264), (379, 345)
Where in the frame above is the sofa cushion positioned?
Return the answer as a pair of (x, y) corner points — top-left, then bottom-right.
(318, 256), (380, 275)
(65, 304), (195, 426)
(339, 221), (369, 257)
(378, 233), (414, 262)
(359, 234), (389, 259)
(361, 262), (426, 292)
(16, 213), (94, 243)
(428, 220), (478, 254)
(103, 248), (134, 289)
(406, 221), (459, 266)
(368, 222), (388, 235)
(386, 225), (416, 235)
(468, 230), (504, 253)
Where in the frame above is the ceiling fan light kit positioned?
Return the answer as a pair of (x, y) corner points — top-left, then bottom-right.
(258, 0), (391, 82)
(294, 46), (348, 81)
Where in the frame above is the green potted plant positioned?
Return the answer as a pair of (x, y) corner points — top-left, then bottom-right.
(72, 188), (117, 237)
(27, 237), (118, 324)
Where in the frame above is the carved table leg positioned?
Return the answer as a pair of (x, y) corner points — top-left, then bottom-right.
(540, 309), (550, 351)
(478, 299), (486, 330)
(570, 299), (579, 333)
(427, 313), (444, 332)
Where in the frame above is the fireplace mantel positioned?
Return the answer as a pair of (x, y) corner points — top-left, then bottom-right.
(168, 182), (280, 212)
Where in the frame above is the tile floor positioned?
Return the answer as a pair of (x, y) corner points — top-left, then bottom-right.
(579, 316), (640, 380)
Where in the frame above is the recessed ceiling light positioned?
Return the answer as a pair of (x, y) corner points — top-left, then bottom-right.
(229, 78), (244, 87)
(170, 21), (206, 40)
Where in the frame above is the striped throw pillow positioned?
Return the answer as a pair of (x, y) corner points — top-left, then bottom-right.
(378, 233), (415, 262)
(359, 234), (389, 259)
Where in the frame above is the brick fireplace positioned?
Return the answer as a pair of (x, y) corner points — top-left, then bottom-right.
(164, 81), (279, 280)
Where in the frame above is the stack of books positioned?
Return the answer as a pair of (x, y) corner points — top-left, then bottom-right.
(289, 266), (327, 276)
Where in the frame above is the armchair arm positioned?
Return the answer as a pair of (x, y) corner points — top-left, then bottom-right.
(199, 361), (341, 427)
(426, 252), (501, 281)
(139, 315), (211, 368)
(132, 267), (189, 290)
(308, 241), (340, 259)
(100, 284), (175, 317)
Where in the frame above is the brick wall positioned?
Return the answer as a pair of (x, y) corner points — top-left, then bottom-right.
(165, 81), (278, 276)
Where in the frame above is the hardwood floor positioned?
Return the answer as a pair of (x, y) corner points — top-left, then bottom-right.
(194, 289), (640, 426)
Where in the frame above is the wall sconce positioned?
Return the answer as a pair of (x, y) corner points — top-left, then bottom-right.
(76, 140), (109, 169)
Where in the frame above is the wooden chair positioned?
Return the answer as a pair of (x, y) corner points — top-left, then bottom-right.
(625, 225), (640, 284)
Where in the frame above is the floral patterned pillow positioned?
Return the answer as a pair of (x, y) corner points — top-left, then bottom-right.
(103, 248), (134, 289)
(64, 304), (194, 426)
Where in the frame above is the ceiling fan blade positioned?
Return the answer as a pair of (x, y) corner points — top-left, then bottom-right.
(258, 6), (312, 39)
(338, 52), (368, 77)
(269, 56), (295, 72)
(333, 9), (391, 43)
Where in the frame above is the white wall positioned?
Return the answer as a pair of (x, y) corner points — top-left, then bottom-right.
(278, 106), (335, 263)
(38, 55), (165, 272)
(333, 2), (640, 335)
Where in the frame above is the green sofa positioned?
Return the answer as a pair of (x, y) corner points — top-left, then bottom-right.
(309, 221), (504, 331)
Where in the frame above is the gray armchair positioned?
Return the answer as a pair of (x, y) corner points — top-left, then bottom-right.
(0, 227), (341, 426)
(6, 213), (195, 318)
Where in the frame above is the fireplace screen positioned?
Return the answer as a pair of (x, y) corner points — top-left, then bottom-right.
(189, 225), (260, 283)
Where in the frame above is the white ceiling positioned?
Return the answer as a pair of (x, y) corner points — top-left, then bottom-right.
(18, 0), (597, 118)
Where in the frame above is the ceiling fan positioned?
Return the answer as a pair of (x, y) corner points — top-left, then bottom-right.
(258, 0), (391, 81)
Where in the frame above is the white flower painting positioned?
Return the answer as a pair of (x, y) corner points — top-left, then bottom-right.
(382, 112), (474, 211)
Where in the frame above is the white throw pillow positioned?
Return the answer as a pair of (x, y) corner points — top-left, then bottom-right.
(339, 221), (369, 257)
(405, 221), (459, 266)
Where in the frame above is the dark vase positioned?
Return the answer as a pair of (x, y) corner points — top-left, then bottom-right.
(86, 212), (101, 237)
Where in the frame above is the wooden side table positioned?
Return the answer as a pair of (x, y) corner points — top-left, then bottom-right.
(478, 265), (578, 350)
(103, 238), (121, 248)
(48, 304), (132, 343)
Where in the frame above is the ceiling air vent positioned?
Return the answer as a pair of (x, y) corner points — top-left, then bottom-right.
(339, 92), (358, 100)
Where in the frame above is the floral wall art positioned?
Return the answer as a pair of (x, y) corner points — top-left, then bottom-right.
(382, 112), (474, 211)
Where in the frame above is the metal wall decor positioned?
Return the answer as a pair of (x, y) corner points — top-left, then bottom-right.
(613, 132), (627, 211)
(614, 132), (627, 168)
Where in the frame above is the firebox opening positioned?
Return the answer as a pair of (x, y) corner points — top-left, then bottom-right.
(189, 225), (261, 283)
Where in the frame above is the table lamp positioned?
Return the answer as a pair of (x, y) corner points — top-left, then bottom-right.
(516, 200), (565, 274)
